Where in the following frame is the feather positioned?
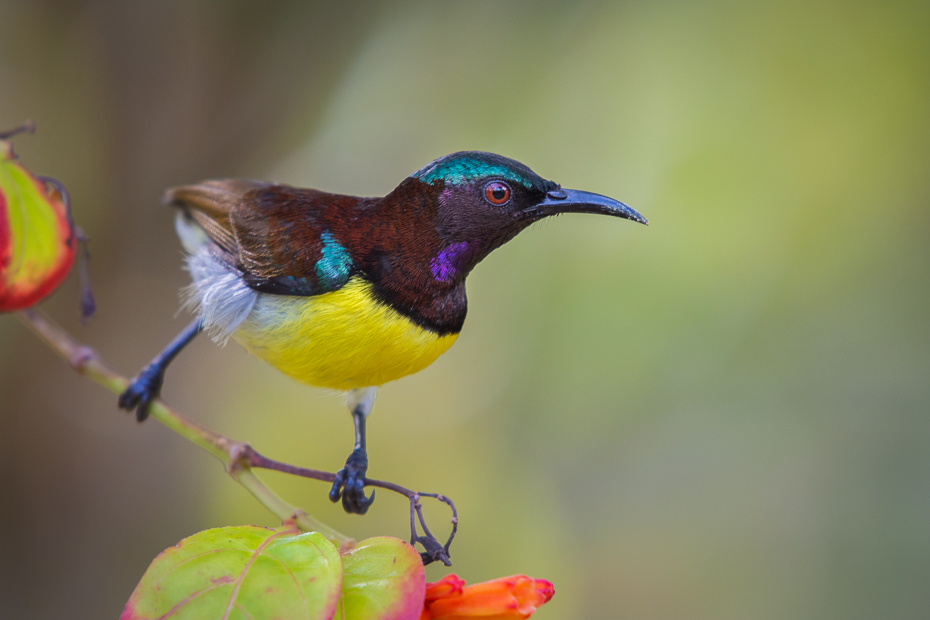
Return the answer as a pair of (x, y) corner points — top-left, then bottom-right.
(165, 179), (269, 255)
(182, 246), (257, 344)
(166, 179), (365, 297)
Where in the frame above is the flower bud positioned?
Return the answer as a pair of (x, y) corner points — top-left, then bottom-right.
(422, 574), (554, 620)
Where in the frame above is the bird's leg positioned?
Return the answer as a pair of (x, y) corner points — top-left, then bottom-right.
(330, 387), (377, 515)
(118, 317), (204, 422)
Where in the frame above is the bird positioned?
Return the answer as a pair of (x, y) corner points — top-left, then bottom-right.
(118, 151), (647, 514)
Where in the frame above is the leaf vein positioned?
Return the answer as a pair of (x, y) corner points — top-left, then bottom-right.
(261, 549), (309, 619)
(220, 529), (295, 620)
(157, 582), (230, 620)
(153, 548), (251, 592)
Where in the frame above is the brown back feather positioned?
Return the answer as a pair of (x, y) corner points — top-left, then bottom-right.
(164, 179), (270, 254)
(164, 179), (360, 288)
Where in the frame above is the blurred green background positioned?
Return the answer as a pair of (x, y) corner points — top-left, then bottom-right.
(2, 1), (929, 618)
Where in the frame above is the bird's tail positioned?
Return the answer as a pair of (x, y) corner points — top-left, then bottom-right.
(164, 179), (268, 254)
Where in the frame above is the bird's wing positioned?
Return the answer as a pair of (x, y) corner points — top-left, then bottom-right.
(165, 180), (356, 296)
(165, 179), (263, 255)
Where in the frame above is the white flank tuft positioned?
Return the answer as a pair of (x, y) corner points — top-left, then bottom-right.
(182, 246), (257, 344)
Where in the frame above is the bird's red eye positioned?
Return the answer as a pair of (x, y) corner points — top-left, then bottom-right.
(484, 181), (512, 205)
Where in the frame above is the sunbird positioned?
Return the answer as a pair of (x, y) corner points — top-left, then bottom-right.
(119, 151), (647, 514)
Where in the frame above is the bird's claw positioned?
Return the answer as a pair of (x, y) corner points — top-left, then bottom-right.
(118, 364), (164, 422)
(329, 448), (375, 515)
(416, 535), (451, 566)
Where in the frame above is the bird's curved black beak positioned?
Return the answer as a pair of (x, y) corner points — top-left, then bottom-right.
(520, 188), (648, 225)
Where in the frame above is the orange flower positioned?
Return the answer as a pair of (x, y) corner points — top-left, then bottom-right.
(425, 573), (467, 603)
(420, 574), (554, 620)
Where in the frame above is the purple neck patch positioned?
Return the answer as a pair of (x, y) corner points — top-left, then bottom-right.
(430, 241), (470, 282)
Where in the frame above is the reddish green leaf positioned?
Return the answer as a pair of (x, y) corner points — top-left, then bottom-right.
(340, 536), (426, 620)
(121, 525), (343, 620)
(0, 127), (76, 312)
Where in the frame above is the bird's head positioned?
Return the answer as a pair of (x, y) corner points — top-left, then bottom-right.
(400, 151), (647, 283)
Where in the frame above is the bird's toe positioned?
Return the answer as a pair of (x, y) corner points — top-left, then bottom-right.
(118, 366), (164, 422)
(330, 449), (374, 515)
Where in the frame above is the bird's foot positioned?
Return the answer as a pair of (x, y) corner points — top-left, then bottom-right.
(329, 448), (375, 515)
(118, 364), (164, 422)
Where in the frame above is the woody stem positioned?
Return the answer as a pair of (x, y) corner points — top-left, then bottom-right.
(16, 308), (458, 563)
(16, 308), (348, 545)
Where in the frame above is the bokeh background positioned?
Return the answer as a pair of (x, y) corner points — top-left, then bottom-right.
(2, 1), (929, 618)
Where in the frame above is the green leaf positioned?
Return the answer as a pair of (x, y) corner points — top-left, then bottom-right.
(340, 536), (425, 620)
(0, 132), (76, 312)
(121, 525), (343, 620)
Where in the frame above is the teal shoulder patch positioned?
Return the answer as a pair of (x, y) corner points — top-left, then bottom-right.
(315, 231), (353, 291)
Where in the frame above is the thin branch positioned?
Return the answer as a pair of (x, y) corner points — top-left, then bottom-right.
(0, 120), (35, 140)
(17, 308), (345, 544)
(244, 448), (457, 565)
(16, 308), (458, 564)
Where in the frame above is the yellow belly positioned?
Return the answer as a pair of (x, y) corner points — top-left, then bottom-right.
(232, 277), (458, 390)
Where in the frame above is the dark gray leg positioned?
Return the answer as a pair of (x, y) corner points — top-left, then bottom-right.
(329, 387), (378, 514)
(118, 317), (204, 421)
